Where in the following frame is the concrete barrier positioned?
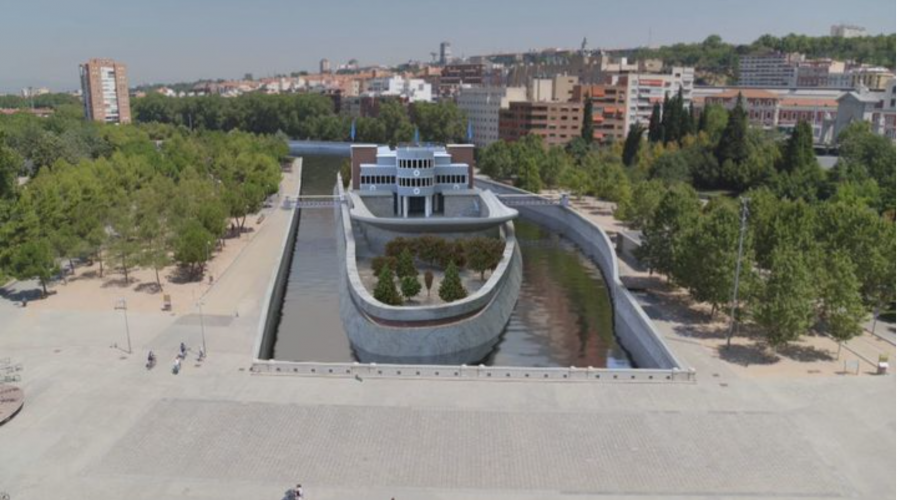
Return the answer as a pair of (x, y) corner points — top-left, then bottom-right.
(474, 178), (687, 371)
(253, 158), (303, 361)
(249, 360), (695, 383)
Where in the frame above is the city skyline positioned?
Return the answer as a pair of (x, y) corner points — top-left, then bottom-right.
(0, 0), (895, 93)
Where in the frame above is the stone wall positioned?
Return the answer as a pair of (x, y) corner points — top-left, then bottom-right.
(474, 178), (686, 370)
(443, 193), (482, 217)
(357, 192), (394, 217)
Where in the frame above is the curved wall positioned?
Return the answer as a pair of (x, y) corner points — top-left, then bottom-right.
(474, 178), (686, 370)
(336, 177), (523, 364)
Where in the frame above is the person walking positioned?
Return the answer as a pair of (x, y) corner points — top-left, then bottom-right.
(293, 484), (304, 499)
(172, 356), (181, 375)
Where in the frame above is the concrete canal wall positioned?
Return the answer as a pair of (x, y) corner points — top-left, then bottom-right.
(474, 178), (687, 371)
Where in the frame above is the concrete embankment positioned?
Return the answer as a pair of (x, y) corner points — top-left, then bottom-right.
(475, 178), (686, 370)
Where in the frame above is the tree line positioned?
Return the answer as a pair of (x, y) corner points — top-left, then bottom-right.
(0, 115), (285, 295)
(476, 100), (895, 349)
(625, 33), (896, 84)
(133, 93), (468, 145)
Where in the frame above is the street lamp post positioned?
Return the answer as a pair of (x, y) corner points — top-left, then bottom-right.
(198, 300), (207, 354)
(115, 298), (133, 354)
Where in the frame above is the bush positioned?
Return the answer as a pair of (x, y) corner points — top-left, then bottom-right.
(371, 256), (396, 276)
(373, 266), (402, 306)
(438, 261), (468, 302)
(415, 235), (448, 265)
(400, 275), (422, 301)
(465, 237), (505, 280)
(385, 237), (413, 258)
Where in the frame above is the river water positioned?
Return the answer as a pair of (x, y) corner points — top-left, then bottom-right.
(271, 155), (633, 368)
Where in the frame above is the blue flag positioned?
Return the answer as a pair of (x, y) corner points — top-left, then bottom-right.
(414, 126), (420, 144)
(350, 118), (356, 142)
(466, 120), (473, 142)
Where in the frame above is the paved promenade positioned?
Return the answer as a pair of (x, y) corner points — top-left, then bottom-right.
(0, 165), (895, 500)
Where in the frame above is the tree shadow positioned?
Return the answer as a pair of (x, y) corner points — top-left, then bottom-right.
(716, 342), (780, 366)
(0, 286), (45, 303)
(101, 278), (134, 289)
(167, 266), (203, 285)
(71, 269), (100, 281)
(776, 343), (835, 363)
(134, 282), (163, 294)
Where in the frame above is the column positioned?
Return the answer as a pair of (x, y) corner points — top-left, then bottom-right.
(425, 195), (432, 218)
(402, 196), (408, 218)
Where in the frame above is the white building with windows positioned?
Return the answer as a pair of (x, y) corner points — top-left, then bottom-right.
(352, 144), (475, 218)
(623, 67), (695, 129)
(365, 76), (433, 102)
(456, 86), (527, 147)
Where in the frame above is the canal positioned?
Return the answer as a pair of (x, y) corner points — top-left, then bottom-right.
(271, 154), (633, 368)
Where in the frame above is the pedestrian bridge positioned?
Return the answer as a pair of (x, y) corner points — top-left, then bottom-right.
(285, 193), (569, 209)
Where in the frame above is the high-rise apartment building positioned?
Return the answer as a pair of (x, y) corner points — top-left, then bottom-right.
(320, 58), (332, 74)
(499, 101), (584, 147)
(439, 41), (452, 65)
(79, 58), (131, 124)
(456, 86), (527, 147)
(573, 67), (694, 142)
(738, 52), (804, 88)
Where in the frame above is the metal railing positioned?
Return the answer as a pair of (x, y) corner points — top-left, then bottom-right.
(250, 360), (696, 383)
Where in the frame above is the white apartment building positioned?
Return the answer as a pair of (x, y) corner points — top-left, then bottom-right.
(366, 76), (432, 102)
(621, 67), (695, 129)
(456, 86), (527, 147)
(830, 24), (867, 38)
(739, 52), (804, 88)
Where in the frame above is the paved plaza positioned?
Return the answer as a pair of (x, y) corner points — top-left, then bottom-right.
(0, 166), (895, 499)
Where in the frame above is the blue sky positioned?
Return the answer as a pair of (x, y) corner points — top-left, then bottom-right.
(0, 0), (894, 92)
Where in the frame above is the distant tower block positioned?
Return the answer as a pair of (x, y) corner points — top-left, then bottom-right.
(320, 58), (331, 74)
(79, 58), (131, 124)
(439, 41), (452, 66)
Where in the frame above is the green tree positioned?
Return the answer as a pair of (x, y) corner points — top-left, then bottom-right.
(0, 133), (22, 200)
(10, 239), (59, 296)
(637, 183), (701, 279)
(438, 261), (468, 302)
(373, 266), (402, 306)
(395, 247), (418, 279)
(465, 237), (505, 280)
(716, 94), (749, 166)
(410, 101), (467, 144)
(751, 244), (818, 347)
(581, 98), (594, 143)
(648, 103), (662, 143)
(517, 156), (543, 193)
(622, 124), (644, 166)
(819, 251), (867, 355)
(174, 220), (213, 279)
(678, 198), (750, 316)
(615, 179), (665, 230)
(378, 99), (414, 146)
(400, 275), (422, 302)
(698, 104), (729, 141)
